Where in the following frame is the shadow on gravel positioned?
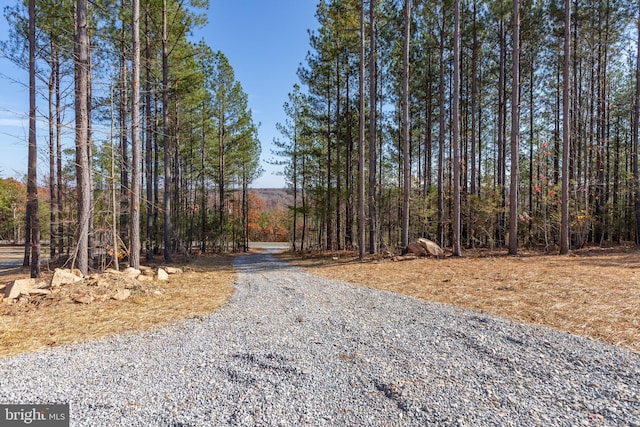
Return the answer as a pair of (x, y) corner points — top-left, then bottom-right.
(234, 252), (294, 273)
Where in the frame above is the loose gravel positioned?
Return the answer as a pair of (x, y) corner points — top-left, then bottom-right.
(1, 249), (639, 426)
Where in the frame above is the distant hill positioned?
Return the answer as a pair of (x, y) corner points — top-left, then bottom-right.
(250, 188), (293, 211)
(248, 189), (292, 242)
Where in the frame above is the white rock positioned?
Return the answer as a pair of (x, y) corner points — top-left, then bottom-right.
(122, 267), (141, 279)
(34, 281), (50, 289)
(5, 278), (36, 299)
(156, 268), (169, 281)
(112, 289), (131, 301)
(51, 269), (83, 287)
(164, 266), (183, 275)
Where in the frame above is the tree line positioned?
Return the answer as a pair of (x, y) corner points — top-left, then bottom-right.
(2, 0), (262, 277)
(274, 0), (640, 258)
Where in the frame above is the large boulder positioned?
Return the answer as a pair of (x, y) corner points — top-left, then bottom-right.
(5, 278), (36, 299)
(417, 238), (444, 259)
(407, 242), (428, 257)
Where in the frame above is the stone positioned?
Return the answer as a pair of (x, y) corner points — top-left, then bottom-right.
(51, 269), (83, 287)
(112, 289), (131, 301)
(122, 267), (141, 279)
(156, 268), (169, 281)
(5, 278), (36, 299)
(417, 238), (445, 258)
(34, 281), (50, 289)
(164, 266), (183, 275)
(407, 242), (428, 257)
(137, 274), (153, 282)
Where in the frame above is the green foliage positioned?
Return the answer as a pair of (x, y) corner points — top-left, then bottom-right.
(0, 178), (26, 242)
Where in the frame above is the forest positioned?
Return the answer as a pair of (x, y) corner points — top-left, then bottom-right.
(1, 0), (262, 277)
(2, 0), (640, 278)
(275, 0), (640, 259)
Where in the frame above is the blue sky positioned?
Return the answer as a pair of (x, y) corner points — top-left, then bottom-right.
(0, 0), (319, 188)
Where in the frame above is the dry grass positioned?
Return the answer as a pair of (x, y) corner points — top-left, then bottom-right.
(280, 247), (640, 353)
(0, 255), (235, 358)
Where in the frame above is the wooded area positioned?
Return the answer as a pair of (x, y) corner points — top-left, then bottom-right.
(3, 0), (640, 278)
(1, 0), (262, 276)
(275, 0), (640, 258)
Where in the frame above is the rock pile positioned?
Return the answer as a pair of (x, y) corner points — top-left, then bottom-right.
(3, 266), (183, 305)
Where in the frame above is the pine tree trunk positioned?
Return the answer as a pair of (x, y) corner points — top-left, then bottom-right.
(48, 40), (56, 260)
(335, 58), (341, 251)
(634, 9), (640, 245)
(358, 0), (366, 260)
(345, 69), (353, 250)
(119, 45), (129, 249)
(560, 0), (571, 254)
(452, 0), (461, 256)
(437, 4), (445, 247)
(218, 115), (225, 252)
(162, 0), (172, 262)
(508, 0), (520, 255)
(368, 0), (378, 254)
(55, 49), (63, 256)
(497, 15), (506, 247)
(74, 0), (91, 275)
(201, 109), (207, 253)
(326, 89), (333, 251)
(130, 0), (141, 268)
(27, 0), (40, 277)
(470, 0), (478, 197)
(145, 11), (153, 261)
(87, 39), (94, 265)
(401, 0), (411, 251)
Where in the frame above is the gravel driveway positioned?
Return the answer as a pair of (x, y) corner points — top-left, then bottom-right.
(1, 249), (639, 426)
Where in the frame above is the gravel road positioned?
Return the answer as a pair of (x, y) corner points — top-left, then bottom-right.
(1, 249), (639, 426)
